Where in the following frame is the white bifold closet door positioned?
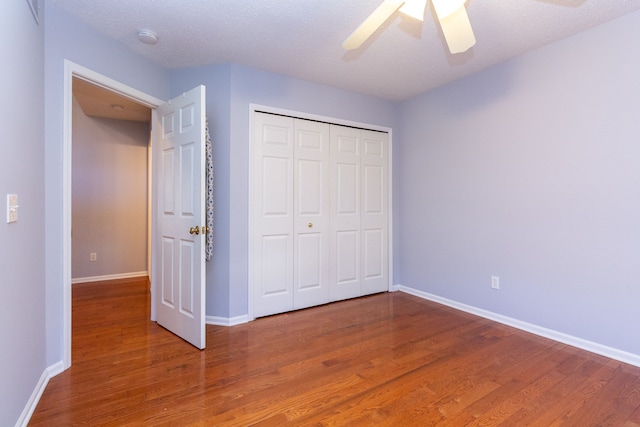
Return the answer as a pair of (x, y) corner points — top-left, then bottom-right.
(253, 112), (388, 318)
(330, 125), (388, 301)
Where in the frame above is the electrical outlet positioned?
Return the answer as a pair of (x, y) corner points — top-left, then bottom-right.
(6, 194), (18, 223)
(491, 276), (500, 290)
(90, 253), (97, 262)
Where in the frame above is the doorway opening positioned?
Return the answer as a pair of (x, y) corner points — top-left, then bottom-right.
(71, 77), (152, 284)
(62, 61), (164, 368)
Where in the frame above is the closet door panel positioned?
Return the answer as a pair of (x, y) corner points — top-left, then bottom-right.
(298, 160), (321, 214)
(262, 156), (290, 216)
(363, 228), (383, 279)
(260, 235), (291, 295)
(296, 233), (322, 289)
(337, 163), (359, 216)
(336, 230), (359, 284)
(293, 120), (330, 309)
(361, 130), (388, 294)
(253, 113), (295, 317)
(363, 165), (383, 214)
(330, 126), (362, 301)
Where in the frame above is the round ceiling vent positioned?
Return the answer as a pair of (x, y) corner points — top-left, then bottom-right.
(137, 29), (159, 45)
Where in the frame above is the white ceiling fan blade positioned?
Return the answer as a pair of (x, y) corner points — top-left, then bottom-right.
(431, 0), (466, 20)
(342, 0), (406, 50)
(433, 1), (476, 54)
(399, 0), (427, 21)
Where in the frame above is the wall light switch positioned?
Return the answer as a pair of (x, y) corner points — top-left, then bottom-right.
(6, 194), (18, 224)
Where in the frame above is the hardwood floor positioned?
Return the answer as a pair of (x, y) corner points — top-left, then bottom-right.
(30, 278), (640, 426)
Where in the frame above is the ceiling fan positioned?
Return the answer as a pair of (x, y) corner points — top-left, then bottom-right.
(343, 0), (476, 54)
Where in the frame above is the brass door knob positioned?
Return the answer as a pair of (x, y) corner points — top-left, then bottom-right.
(307, 222), (313, 228)
(189, 226), (200, 235)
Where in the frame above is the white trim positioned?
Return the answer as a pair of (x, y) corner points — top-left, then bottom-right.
(62, 61), (73, 370)
(206, 315), (250, 327)
(69, 63), (164, 107)
(386, 129), (393, 294)
(250, 104), (392, 133)
(63, 60), (164, 370)
(396, 284), (640, 368)
(147, 134), (153, 288)
(247, 104), (394, 321)
(247, 107), (256, 321)
(26, 0), (38, 24)
(150, 108), (160, 323)
(71, 271), (149, 284)
(46, 360), (66, 378)
(15, 361), (64, 427)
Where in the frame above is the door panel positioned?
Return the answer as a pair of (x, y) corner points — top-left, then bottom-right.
(364, 165), (383, 214)
(162, 150), (176, 213)
(331, 126), (362, 300)
(293, 120), (330, 309)
(261, 234), (291, 295)
(161, 237), (175, 305)
(262, 156), (291, 216)
(298, 160), (322, 215)
(361, 130), (388, 294)
(180, 143), (196, 215)
(363, 228), (383, 278)
(297, 233), (322, 290)
(336, 230), (358, 283)
(155, 85), (206, 349)
(337, 163), (359, 215)
(253, 113), (295, 317)
(179, 241), (195, 315)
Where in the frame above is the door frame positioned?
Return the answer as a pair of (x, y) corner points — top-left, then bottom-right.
(247, 104), (394, 321)
(62, 60), (164, 368)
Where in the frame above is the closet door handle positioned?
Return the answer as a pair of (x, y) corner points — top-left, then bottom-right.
(307, 222), (313, 228)
(189, 226), (200, 235)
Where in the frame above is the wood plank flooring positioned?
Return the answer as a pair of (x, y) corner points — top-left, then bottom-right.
(30, 278), (640, 426)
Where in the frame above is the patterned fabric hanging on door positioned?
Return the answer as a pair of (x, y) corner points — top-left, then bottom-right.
(205, 117), (214, 261)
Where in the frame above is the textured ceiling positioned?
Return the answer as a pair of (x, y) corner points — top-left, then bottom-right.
(51, 0), (640, 101)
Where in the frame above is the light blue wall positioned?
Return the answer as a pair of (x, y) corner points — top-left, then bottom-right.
(44, 3), (169, 366)
(170, 64), (398, 318)
(397, 10), (640, 355)
(13, 5), (636, 425)
(0, 2), (46, 425)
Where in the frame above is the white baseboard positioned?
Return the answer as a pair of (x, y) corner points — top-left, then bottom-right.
(16, 361), (65, 427)
(46, 360), (66, 377)
(72, 271), (149, 284)
(395, 284), (640, 368)
(206, 314), (250, 327)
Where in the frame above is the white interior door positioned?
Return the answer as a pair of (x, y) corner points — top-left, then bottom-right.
(154, 85), (206, 349)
